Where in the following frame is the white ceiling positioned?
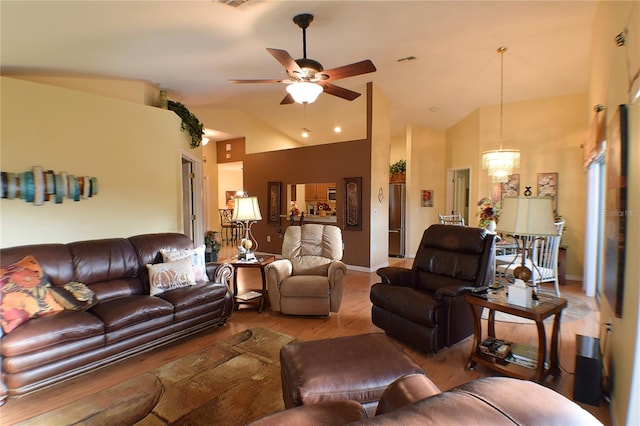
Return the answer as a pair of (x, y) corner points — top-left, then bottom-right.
(1, 1), (597, 145)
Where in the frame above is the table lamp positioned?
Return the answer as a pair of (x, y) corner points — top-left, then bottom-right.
(496, 196), (558, 289)
(232, 196), (262, 261)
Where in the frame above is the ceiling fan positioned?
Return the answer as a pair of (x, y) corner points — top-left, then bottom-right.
(229, 13), (376, 105)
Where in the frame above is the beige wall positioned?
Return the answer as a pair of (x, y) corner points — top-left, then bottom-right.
(370, 84), (391, 270)
(406, 125), (446, 257)
(589, 2), (640, 425)
(0, 76), (192, 247)
(447, 93), (588, 278)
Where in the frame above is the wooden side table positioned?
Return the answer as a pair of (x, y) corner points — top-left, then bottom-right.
(219, 255), (275, 312)
(464, 290), (567, 383)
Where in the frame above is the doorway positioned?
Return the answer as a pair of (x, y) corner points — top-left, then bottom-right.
(181, 153), (204, 246)
(446, 168), (470, 225)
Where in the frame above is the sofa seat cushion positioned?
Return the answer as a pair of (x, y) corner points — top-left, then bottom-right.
(280, 276), (330, 298)
(370, 284), (442, 327)
(89, 295), (174, 333)
(1, 310), (104, 357)
(158, 282), (229, 311)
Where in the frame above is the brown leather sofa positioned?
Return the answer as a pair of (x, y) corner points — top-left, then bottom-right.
(371, 224), (496, 353)
(250, 374), (603, 425)
(0, 233), (234, 402)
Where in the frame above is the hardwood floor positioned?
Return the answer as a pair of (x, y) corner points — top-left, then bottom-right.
(1, 249), (611, 425)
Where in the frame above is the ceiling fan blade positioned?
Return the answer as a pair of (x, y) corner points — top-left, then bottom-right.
(318, 60), (376, 81)
(280, 93), (295, 105)
(229, 79), (283, 84)
(320, 83), (361, 101)
(267, 48), (302, 74)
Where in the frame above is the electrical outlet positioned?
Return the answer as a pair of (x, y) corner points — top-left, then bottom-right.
(266, 235), (271, 242)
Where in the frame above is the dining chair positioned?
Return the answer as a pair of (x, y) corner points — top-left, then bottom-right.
(438, 214), (465, 226)
(495, 220), (565, 296)
(219, 209), (241, 246)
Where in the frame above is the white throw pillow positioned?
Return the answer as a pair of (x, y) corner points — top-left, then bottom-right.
(147, 257), (196, 296)
(160, 245), (209, 282)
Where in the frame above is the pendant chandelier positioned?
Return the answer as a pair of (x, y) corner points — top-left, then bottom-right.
(482, 46), (520, 183)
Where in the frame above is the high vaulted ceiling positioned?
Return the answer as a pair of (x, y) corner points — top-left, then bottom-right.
(1, 1), (597, 145)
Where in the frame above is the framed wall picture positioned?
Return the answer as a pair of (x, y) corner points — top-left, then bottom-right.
(421, 190), (433, 207)
(501, 174), (520, 198)
(536, 172), (558, 214)
(224, 191), (236, 210)
(603, 105), (628, 318)
(343, 177), (362, 231)
(267, 181), (281, 225)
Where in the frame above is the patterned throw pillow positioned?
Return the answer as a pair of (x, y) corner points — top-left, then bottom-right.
(0, 256), (64, 333)
(147, 257), (196, 296)
(50, 281), (97, 311)
(160, 245), (209, 282)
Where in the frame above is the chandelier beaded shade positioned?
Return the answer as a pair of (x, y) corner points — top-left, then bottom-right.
(482, 47), (520, 183)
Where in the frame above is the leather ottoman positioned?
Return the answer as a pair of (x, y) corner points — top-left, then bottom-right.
(279, 333), (426, 416)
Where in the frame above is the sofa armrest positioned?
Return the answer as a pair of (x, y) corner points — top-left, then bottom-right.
(376, 267), (412, 286)
(206, 262), (233, 288)
(375, 374), (442, 416)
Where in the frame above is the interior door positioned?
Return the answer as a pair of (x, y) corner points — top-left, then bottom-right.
(452, 169), (470, 225)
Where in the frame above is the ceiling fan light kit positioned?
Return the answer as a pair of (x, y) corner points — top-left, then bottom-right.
(229, 13), (376, 105)
(286, 82), (323, 104)
(482, 46), (521, 183)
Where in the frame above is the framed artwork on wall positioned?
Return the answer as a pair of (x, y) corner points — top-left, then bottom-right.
(224, 191), (236, 210)
(343, 177), (362, 231)
(536, 172), (558, 214)
(501, 174), (520, 198)
(603, 104), (628, 318)
(267, 181), (281, 226)
(421, 190), (433, 207)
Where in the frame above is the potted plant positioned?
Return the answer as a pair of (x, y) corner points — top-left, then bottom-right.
(168, 100), (204, 149)
(204, 230), (222, 262)
(389, 159), (406, 183)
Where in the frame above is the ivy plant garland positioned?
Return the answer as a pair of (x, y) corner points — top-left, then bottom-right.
(168, 100), (204, 149)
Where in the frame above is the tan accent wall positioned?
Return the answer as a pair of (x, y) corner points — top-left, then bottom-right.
(0, 76), (191, 247)
(589, 2), (640, 425)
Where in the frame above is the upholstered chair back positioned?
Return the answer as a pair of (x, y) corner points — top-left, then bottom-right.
(282, 224), (343, 276)
(411, 225), (496, 292)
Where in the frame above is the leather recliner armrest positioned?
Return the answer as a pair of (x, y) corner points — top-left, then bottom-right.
(434, 285), (476, 299)
(376, 267), (412, 286)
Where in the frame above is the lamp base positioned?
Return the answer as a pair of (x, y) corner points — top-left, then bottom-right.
(513, 265), (532, 282)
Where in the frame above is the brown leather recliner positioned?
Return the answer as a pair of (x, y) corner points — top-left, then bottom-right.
(371, 224), (496, 353)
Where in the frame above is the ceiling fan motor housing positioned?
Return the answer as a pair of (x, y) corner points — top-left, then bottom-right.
(293, 58), (324, 80)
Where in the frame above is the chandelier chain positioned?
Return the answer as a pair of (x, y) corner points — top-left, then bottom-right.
(498, 46), (506, 150)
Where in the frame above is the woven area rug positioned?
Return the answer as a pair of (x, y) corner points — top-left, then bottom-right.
(481, 292), (591, 324)
(17, 327), (297, 426)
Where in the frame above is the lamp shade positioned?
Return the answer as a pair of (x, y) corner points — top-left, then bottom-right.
(232, 196), (262, 222)
(286, 82), (323, 104)
(497, 197), (557, 236)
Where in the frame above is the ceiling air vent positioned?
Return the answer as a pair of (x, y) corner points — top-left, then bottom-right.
(218, 0), (252, 8)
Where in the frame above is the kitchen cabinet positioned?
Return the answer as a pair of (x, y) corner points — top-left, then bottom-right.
(305, 183), (335, 201)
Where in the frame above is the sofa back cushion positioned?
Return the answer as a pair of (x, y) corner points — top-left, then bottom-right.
(67, 238), (141, 300)
(129, 233), (194, 292)
(412, 225), (495, 292)
(0, 244), (74, 285)
(282, 225), (343, 275)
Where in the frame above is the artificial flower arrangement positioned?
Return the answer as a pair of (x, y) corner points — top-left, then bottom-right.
(476, 197), (500, 228)
(316, 201), (331, 212)
(204, 230), (222, 253)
